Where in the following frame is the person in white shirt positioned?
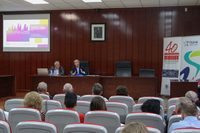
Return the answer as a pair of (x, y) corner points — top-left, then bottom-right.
(168, 102), (200, 133)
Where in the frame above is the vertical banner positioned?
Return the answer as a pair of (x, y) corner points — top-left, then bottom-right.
(161, 37), (181, 95)
(180, 36), (200, 84)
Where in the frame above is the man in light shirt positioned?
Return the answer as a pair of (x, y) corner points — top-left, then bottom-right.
(168, 103), (200, 133)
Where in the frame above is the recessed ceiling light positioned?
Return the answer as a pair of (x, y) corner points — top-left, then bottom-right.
(82, 0), (102, 3)
(24, 0), (49, 4)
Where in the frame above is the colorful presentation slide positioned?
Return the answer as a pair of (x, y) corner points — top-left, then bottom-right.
(3, 14), (50, 52)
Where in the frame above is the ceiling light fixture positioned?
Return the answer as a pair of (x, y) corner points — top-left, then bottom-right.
(24, 0), (49, 4)
(82, 0), (102, 3)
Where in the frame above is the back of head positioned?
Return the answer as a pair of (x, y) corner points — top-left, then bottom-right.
(23, 91), (43, 111)
(63, 83), (73, 93)
(121, 122), (149, 133)
(176, 97), (192, 111)
(141, 99), (160, 114)
(64, 92), (77, 109)
(37, 81), (47, 92)
(90, 97), (107, 111)
(116, 85), (128, 96)
(185, 91), (198, 103)
(181, 102), (198, 117)
(92, 83), (103, 95)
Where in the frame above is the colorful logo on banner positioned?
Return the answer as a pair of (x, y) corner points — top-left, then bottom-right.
(184, 41), (198, 47)
(164, 41), (179, 60)
(180, 50), (200, 80)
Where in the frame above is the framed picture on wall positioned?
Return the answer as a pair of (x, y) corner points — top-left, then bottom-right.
(90, 23), (106, 42)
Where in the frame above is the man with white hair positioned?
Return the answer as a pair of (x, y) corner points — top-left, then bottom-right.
(63, 83), (74, 93)
(37, 81), (52, 99)
(69, 59), (88, 76)
(185, 90), (199, 104)
(49, 61), (65, 75)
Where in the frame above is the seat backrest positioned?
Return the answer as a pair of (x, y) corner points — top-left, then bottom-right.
(109, 96), (134, 113)
(4, 99), (24, 112)
(63, 123), (107, 133)
(125, 112), (164, 133)
(167, 97), (179, 109)
(115, 126), (125, 133)
(106, 101), (128, 123)
(139, 69), (155, 77)
(8, 107), (42, 132)
(14, 120), (57, 133)
(80, 61), (89, 75)
(0, 120), (11, 133)
(171, 128), (200, 133)
(53, 94), (65, 108)
(132, 103), (164, 120)
(116, 61), (132, 77)
(84, 111), (121, 133)
(138, 97), (165, 111)
(147, 126), (161, 133)
(39, 94), (50, 99)
(75, 100), (90, 115)
(42, 100), (62, 113)
(167, 104), (176, 120)
(81, 95), (104, 102)
(167, 114), (182, 131)
(0, 108), (6, 121)
(45, 109), (80, 133)
(77, 95), (81, 100)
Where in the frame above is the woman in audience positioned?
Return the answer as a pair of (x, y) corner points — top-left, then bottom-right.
(23, 91), (45, 120)
(90, 97), (107, 111)
(121, 122), (149, 133)
(116, 85), (128, 96)
(141, 99), (160, 114)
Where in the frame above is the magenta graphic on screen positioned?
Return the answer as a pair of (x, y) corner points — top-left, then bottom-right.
(6, 24), (48, 44)
(7, 24), (30, 42)
(30, 25), (48, 38)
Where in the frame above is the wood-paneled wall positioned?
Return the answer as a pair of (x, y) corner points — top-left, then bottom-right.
(0, 6), (200, 93)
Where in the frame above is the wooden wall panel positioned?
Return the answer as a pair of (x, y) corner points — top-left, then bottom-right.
(0, 6), (200, 95)
(145, 9), (152, 69)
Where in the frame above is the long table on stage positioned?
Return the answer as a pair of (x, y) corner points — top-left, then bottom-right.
(30, 75), (157, 99)
(0, 75), (16, 97)
(170, 80), (198, 97)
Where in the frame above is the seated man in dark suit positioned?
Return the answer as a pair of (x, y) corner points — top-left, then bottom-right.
(69, 59), (88, 76)
(48, 61), (65, 75)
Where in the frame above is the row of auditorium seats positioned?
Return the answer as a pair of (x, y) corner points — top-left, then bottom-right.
(4, 95), (183, 121)
(3, 95), (192, 133)
(81, 60), (155, 77)
(1, 107), (200, 133)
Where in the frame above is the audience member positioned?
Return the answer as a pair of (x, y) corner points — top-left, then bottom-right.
(116, 85), (128, 96)
(141, 99), (160, 114)
(90, 97), (107, 111)
(121, 122), (149, 133)
(92, 83), (108, 101)
(37, 81), (52, 99)
(173, 97), (192, 115)
(64, 92), (84, 123)
(185, 91), (199, 104)
(23, 91), (45, 120)
(63, 83), (74, 93)
(168, 103), (200, 133)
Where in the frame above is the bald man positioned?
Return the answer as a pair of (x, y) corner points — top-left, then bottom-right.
(185, 91), (199, 104)
(63, 83), (74, 93)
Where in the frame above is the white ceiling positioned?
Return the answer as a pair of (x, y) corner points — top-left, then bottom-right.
(0, 0), (200, 11)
